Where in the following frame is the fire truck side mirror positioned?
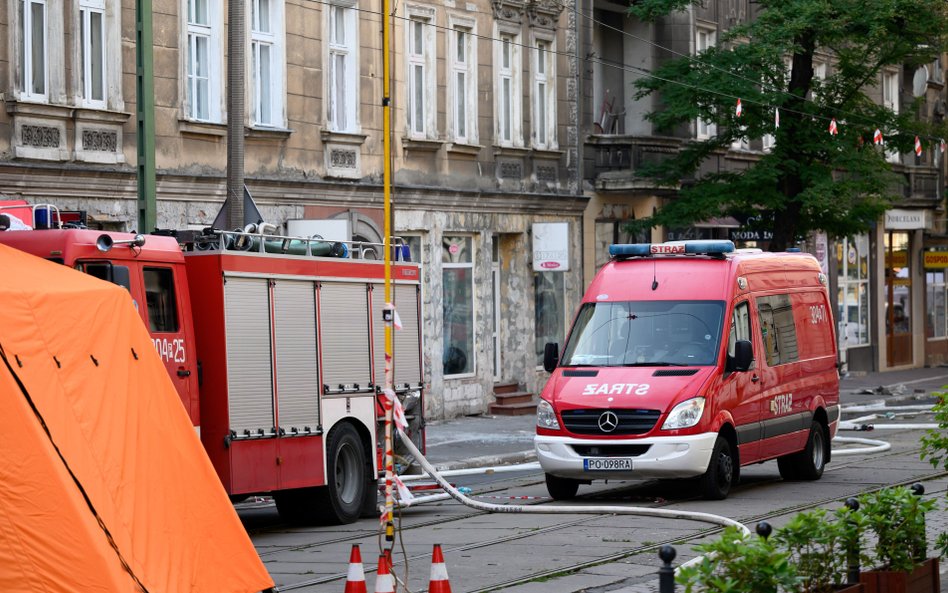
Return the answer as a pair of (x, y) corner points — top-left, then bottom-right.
(543, 342), (559, 373)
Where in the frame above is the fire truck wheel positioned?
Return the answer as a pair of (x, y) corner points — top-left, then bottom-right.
(699, 435), (735, 500)
(777, 421), (827, 481)
(273, 423), (368, 525)
(545, 473), (580, 500)
(317, 423), (370, 524)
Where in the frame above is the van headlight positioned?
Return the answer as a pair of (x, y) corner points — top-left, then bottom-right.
(536, 400), (561, 430)
(661, 397), (705, 430)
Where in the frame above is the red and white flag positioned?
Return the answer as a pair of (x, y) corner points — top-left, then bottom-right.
(828, 118), (838, 135)
(915, 136), (923, 156)
(940, 139), (946, 155)
(383, 389), (409, 430)
(774, 108), (780, 128)
(873, 129), (883, 145)
(735, 98), (743, 117)
(393, 475), (414, 502)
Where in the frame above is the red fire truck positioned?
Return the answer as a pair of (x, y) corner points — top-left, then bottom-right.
(0, 202), (424, 525)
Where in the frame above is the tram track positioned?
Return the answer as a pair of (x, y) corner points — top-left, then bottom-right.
(263, 423), (944, 593)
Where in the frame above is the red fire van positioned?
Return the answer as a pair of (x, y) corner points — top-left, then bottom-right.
(535, 240), (839, 500)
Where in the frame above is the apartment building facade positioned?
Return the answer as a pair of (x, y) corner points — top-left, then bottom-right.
(0, 0), (588, 418)
(577, 0), (948, 373)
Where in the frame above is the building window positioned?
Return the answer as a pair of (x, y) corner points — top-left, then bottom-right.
(837, 234), (870, 348)
(78, 0), (105, 106)
(926, 269), (946, 339)
(442, 236), (474, 376)
(328, 3), (358, 132)
(250, 0), (284, 127)
(495, 31), (521, 146)
(532, 37), (556, 149)
(449, 22), (477, 144)
(407, 10), (436, 139)
(883, 71), (900, 163)
(535, 271), (564, 366)
(695, 27), (716, 139)
(18, 0), (48, 100)
(185, 0), (221, 121)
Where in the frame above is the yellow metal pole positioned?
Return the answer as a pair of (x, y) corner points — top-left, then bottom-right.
(382, 0), (395, 544)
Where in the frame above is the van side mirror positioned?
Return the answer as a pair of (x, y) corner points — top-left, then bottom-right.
(543, 342), (559, 373)
(729, 339), (753, 372)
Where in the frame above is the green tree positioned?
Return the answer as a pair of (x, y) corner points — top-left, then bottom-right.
(628, 0), (948, 251)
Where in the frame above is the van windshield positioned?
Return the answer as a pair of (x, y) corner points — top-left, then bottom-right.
(560, 300), (726, 367)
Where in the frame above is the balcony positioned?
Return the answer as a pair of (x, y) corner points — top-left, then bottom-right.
(584, 134), (682, 192)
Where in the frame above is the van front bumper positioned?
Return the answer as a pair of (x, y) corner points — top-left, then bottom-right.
(534, 432), (718, 480)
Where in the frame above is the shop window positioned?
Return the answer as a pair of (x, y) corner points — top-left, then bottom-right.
(926, 270), (946, 339)
(534, 271), (565, 366)
(836, 235), (870, 347)
(442, 235), (474, 376)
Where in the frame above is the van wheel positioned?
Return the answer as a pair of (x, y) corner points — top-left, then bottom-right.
(699, 436), (736, 500)
(545, 473), (580, 500)
(274, 423), (368, 525)
(778, 421), (827, 481)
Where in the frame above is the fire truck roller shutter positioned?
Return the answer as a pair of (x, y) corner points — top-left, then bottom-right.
(371, 283), (422, 388)
(394, 284), (422, 386)
(224, 276), (275, 436)
(320, 282), (372, 391)
(371, 284), (385, 387)
(273, 280), (320, 433)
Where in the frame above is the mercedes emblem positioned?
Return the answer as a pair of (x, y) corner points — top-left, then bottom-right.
(597, 411), (619, 433)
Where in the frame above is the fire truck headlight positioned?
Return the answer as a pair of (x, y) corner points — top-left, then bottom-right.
(536, 399), (560, 430)
(661, 397), (705, 430)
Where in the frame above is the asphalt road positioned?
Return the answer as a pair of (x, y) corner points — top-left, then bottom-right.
(240, 398), (948, 593)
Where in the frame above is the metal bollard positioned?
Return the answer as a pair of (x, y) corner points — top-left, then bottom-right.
(844, 497), (860, 585)
(658, 545), (676, 593)
(756, 521), (772, 539)
(911, 482), (927, 560)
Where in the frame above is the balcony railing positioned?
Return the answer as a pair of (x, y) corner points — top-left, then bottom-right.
(585, 134), (682, 190)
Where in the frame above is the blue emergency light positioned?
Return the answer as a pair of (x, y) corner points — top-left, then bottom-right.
(609, 240), (735, 258)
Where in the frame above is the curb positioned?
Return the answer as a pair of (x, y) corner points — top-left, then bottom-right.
(433, 450), (537, 472)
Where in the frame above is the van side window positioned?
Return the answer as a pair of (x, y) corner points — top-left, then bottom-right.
(727, 301), (752, 359)
(756, 294), (799, 366)
(143, 267), (179, 332)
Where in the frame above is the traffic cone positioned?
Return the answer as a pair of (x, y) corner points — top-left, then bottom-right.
(373, 553), (394, 593)
(428, 544), (453, 593)
(344, 544), (367, 593)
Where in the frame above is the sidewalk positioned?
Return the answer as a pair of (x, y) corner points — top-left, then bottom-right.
(422, 366), (948, 470)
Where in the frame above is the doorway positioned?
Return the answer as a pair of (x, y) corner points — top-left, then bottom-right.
(885, 231), (913, 366)
(491, 236), (501, 381)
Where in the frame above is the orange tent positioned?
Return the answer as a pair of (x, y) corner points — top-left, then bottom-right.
(0, 243), (273, 593)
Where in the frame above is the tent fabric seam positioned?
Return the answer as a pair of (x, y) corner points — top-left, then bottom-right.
(0, 342), (150, 593)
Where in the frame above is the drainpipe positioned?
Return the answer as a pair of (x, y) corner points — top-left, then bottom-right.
(226, 0), (246, 230)
(135, 0), (156, 233)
